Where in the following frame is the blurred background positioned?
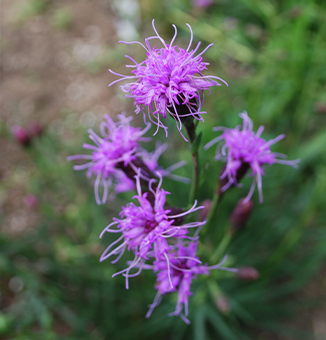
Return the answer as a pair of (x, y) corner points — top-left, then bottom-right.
(1, 0), (326, 339)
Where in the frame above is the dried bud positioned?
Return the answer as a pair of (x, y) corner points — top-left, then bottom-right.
(23, 194), (39, 209)
(215, 294), (231, 314)
(28, 121), (43, 137)
(236, 266), (259, 281)
(12, 126), (30, 146)
(230, 198), (253, 231)
(198, 199), (211, 222)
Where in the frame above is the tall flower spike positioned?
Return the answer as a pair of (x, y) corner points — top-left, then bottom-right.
(204, 111), (300, 203)
(67, 113), (151, 204)
(109, 20), (228, 141)
(146, 241), (238, 324)
(99, 171), (206, 289)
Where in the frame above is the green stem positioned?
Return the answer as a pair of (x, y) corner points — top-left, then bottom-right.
(189, 148), (199, 204)
(210, 230), (232, 263)
(185, 120), (199, 204)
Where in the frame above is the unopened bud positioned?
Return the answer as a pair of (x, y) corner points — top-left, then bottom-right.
(215, 294), (231, 314)
(198, 199), (211, 222)
(230, 198), (253, 231)
(236, 266), (259, 281)
(12, 126), (30, 146)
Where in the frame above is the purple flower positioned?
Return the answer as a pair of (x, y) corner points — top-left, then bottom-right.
(204, 111), (300, 203)
(146, 241), (238, 324)
(12, 126), (30, 146)
(67, 113), (151, 204)
(99, 172), (205, 289)
(109, 20), (227, 141)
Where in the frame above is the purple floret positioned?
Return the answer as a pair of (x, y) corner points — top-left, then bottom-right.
(204, 111), (300, 203)
(146, 241), (238, 324)
(68, 113), (151, 204)
(109, 20), (227, 141)
(99, 172), (205, 289)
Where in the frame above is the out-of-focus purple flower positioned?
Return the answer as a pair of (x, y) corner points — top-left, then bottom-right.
(109, 20), (227, 141)
(12, 126), (30, 146)
(23, 194), (39, 209)
(146, 241), (238, 323)
(67, 113), (151, 204)
(99, 172), (205, 289)
(204, 111), (300, 203)
(192, 0), (213, 9)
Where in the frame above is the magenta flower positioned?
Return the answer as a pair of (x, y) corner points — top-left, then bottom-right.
(99, 172), (205, 289)
(146, 241), (238, 324)
(67, 113), (151, 204)
(204, 111), (300, 203)
(109, 20), (227, 141)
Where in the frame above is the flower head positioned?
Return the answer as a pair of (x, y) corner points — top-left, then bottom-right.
(204, 111), (300, 203)
(67, 113), (151, 204)
(99, 172), (205, 289)
(109, 20), (227, 140)
(146, 241), (238, 323)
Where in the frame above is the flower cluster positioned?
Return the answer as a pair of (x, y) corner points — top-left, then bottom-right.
(205, 111), (299, 202)
(69, 19), (300, 325)
(109, 20), (227, 140)
(99, 172), (204, 284)
(100, 172), (235, 321)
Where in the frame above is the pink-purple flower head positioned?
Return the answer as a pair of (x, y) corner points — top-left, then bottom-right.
(109, 19), (228, 141)
(146, 241), (238, 324)
(67, 113), (151, 204)
(204, 111), (300, 203)
(99, 171), (205, 289)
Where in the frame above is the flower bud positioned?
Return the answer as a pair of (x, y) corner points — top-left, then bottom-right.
(12, 126), (30, 146)
(230, 198), (253, 232)
(215, 294), (231, 314)
(198, 199), (211, 222)
(236, 266), (259, 281)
